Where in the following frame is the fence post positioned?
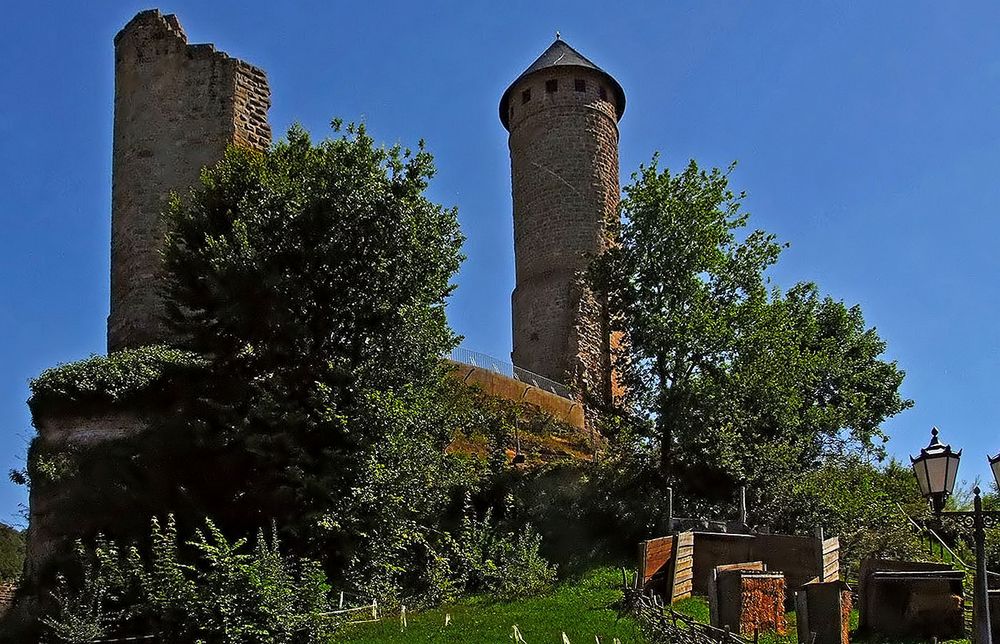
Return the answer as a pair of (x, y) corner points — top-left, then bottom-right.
(667, 487), (674, 532)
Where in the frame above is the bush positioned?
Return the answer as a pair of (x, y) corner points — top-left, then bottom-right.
(346, 493), (557, 609)
(455, 494), (557, 599)
(42, 516), (337, 644)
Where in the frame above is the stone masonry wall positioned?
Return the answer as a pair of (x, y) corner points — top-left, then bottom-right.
(25, 409), (150, 584)
(108, 10), (270, 352)
(507, 65), (621, 407)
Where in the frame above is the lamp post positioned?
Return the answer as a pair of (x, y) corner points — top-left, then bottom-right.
(911, 427), (1000, 644)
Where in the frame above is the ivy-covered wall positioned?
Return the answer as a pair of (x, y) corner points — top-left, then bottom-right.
(28, 345), (205, 424)
(19, 346), (593, 596)
(22, 346), (209, 588)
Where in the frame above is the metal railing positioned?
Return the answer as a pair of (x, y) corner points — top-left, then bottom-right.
(447, 347), (574, 400)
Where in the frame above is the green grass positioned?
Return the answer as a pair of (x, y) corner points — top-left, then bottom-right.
(672, 595), (710, 623)
(337, 566), (647, 643)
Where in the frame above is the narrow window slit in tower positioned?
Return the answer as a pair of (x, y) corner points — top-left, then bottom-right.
(575, 79), (586, 92)
(546, 79), (558, 93)
(522, 88), (531, 104)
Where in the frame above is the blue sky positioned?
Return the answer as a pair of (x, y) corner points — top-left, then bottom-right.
(2, 2), (999, 526)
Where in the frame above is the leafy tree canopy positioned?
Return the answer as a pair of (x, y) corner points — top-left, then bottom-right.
(159, 121), (469, 563)
(165, 120), (464, 405)
(591, 155), (912, 500)
(0, 523), (24, 582)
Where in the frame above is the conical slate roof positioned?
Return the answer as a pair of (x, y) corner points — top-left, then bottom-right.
(499, 38), (626, 129)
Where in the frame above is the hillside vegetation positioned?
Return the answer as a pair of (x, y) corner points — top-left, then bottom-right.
(11, 124), (925, 643)
(0, 525), (23, 582)
(339, 566), (646, 644)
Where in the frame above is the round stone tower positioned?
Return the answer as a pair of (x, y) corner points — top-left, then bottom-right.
(499, 37), (625, 406)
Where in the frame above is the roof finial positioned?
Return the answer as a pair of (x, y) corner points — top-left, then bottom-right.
(555, 30), (561, 40)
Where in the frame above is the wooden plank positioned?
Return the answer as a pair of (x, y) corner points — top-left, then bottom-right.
(714, 561), (765, 574)
(670, 531), (696, 603)
(646, 546), (672, 560)
(639, 535), (676, 588)
(821, 537), (840, 582)
(646, 538), (673, 553)
(673, 568), (693, 582)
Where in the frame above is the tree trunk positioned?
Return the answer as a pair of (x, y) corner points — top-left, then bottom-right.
(656, 355), (673, 474)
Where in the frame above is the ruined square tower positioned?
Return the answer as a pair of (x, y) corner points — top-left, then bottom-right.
(108, 10), (271, 351)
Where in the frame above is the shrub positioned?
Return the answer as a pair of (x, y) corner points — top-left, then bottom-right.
(454, 494), (557, 599)
(42, 516), (337, 644)
(345, 493), (557, 609)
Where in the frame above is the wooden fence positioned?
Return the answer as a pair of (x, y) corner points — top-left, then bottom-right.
(640, 530), (840, 602)
(671, 531), (696, 602)
(820, 536), (840, 582)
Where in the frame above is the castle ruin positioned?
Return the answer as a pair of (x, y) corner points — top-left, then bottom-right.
(106, 13), (624, 409)
(24, 9), (627, 597)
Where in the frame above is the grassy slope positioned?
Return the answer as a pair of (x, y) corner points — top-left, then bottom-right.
(338, 566), (647, 643)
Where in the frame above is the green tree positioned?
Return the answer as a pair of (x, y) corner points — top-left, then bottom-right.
(768, 457), (929, 579)
(0, 523), (24, 582)
(160, 121), (466, 557)
(164, 120), (463, 405)
(591, 155), (911, 499)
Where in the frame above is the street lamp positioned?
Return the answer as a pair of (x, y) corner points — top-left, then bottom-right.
(911, 427), (962, 512)
(911, 427), (1000, 644)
